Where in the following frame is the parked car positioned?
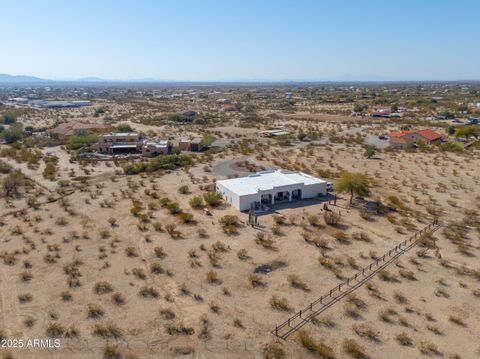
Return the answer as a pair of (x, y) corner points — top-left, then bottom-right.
(378, 135), (387, 140)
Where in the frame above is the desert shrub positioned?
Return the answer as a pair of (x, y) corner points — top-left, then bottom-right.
(179, 212), (195, 224)
(342, 339), (368, 359)
(67, 133), (98, 150)
(378, 270), (399, 282)
(324, 211), (340, 226)
(399, 269), (417, 281)
(263, 342), (286, 359)
(125, 246), (139, 257)
(237, 248), (249, 260)
(20, 271), (33, 282)
(165, 223), (182, 238)
(132, 268), (147, 280)
(165, 323), (195, 335)
(272, 215), (286, 225)
(334, 231), (350, 243)
(138, 286), (159, 299)
(206, 270), (220, 284)
(42, 162), (57, 181)
(178, 185), (190, 194)
(103, 344), (122, 359)
(123, 154), (192, 174)
(255, 232), (276, 250)
(111, 292), (125, 306)
(288, 274), (309, 291)
(173, 346), (195, 355)
(189, 196), (204, 209)
(352, 324), (380, 342)
(93, 323), (123, 339)
(1, 170), (25, 197)
(61, 291), (73, 302)
(449, 315), (467, 327)
(18, 293), (33, 303)
(167, 202), (182, 214)
(395, 332), (413, 346)
(219, 215), (239, 235)
(46, 323), (66, 337)
(419, 341), (442, 356)
(154, 246), (166, 258)
(94, 281), (113, 295)
(249, 274), (266, 288)
(145, 221), (160, 232)
(297, 330), (335, 359)
(87, 303), (105, 319)
(159, 308), (176, 320)
(203, 192), (223, 207)
(359, 210), (373, 221)
(269, 295), (291, 311)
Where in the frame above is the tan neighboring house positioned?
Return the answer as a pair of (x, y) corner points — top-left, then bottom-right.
(179, 139), (191, 151)
(48, 121), (112, 139)
(142, 140), (171, 157)
(178, 138), (203, 152)
(95, 133), (142, 154)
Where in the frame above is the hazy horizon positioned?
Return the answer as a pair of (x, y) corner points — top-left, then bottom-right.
(1, 0), (480, 82)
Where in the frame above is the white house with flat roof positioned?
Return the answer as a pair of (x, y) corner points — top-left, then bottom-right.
(216, 169), (327, 211)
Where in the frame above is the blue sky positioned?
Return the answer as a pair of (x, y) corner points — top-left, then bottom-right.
(1, 0), (479, 81)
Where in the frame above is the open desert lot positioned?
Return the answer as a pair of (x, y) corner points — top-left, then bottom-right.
(1, 82), (480, 359)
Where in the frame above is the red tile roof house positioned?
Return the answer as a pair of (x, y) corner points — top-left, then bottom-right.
(48, 121), (113, 139)
(387, 129), (442, 149)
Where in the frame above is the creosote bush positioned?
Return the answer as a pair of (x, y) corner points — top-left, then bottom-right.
(297, 330), (335, 359)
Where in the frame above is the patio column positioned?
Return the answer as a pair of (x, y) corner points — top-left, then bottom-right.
(271, 194), (275, 204)
(288, 191), (292, 201)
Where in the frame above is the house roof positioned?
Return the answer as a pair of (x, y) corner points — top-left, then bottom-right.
(387, 130), (413, 138)
(49, 121), (112, 136)
(217, 169), (326, 196)
(415, 129), (442, 141)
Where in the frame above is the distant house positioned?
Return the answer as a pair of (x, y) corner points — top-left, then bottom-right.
(387, 131), (417, 149)
(190, 138), (204, 152)
(95, 133), (142, 154)
(260, 129), (289, 138)
(370, 106), (391, 118)
(387, 129), (442, 149)
(179, 139), (192, 151)
(223, 104), (236, 112)
(142, 140), (172, 157)
(415, 129), (443, 144)
(48, 121), (112, 139)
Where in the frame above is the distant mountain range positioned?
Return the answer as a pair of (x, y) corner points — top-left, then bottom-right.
(0, 73), (51, 83)
(0, 73), (478, 85)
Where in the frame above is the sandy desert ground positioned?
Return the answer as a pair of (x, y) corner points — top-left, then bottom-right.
(0, 110), (479, 359)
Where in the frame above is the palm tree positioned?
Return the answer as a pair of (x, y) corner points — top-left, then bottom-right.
(334, 172), (370, 205)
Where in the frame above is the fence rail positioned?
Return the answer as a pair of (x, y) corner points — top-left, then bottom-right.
(272, 220), (442, 340)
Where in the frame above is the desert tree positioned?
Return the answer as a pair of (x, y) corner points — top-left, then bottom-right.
(335, 171), (370, 204)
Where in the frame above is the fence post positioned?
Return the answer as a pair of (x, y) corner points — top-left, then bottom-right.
(299, 310), (302, 319)
(275, 326), (278, 336)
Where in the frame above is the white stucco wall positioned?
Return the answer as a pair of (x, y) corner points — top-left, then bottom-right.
(217, 181), (327, 211)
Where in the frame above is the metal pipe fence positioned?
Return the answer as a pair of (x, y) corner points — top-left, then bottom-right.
(272, 220), (442, 340)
